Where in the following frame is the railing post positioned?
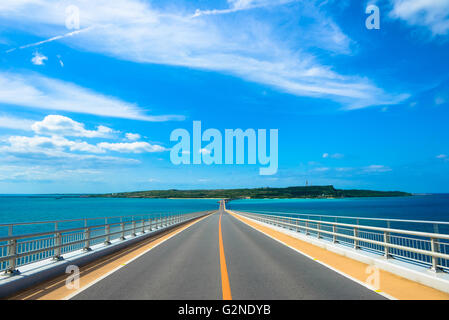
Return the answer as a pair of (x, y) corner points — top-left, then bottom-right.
(120, 217), (125, 240)
(305, 221), (309, 235)
(384, 231), (390, 258)
(53, 222), (63, 261)
(142, 218), (146, 234)
(104, 218), (111, 245)
(83, 220), (91, 251)
(353, 227), (359, 249)
(317, 222), (321, 239)
(332, 224), (337, 243)
(5, 225), (18, 274)
(6, 238), (18, 275)
(132, 218), (136, 237)
(430, 237), (441, 272)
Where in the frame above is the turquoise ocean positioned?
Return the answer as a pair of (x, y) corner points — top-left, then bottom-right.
(1, 194), (449, 236)
(0, 197), (219, 237)
(229, 194), (449, 234)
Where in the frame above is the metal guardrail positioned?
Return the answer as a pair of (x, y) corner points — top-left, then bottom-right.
(0, 211), (211, 275)
(232, 210), (449, 233)
(233, 210), (449, 272)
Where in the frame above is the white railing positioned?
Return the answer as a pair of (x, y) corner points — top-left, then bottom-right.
(0, 211), (211, 274)
(233, 210), (449, 272)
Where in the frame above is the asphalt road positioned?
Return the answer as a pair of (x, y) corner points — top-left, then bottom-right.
(72, 207), (385, 300)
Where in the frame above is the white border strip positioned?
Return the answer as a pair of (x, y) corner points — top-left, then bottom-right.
(227, 210), (396, 300)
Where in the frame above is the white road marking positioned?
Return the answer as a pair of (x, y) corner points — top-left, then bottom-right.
(63, 213), (215, 300)
(227, 211), (396, 300)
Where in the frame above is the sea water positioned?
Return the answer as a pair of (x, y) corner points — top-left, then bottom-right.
(228, 194), (449, 234)
(0, 196), (219, 236)
(1, 194), (449, 236)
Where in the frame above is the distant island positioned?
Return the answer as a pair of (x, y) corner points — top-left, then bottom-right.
(88, 185), (411, 199)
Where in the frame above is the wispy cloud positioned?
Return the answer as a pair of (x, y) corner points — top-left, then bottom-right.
(32, 115), (116, 138)
(125, 133), (141, 141)
(97, 142), (167, 153)
(0, 115), (35, 130)
(0, 72), (184, 121)
(7, 27), (93, 54)
(192, 0), (297, 17)
(31, 52), (48, 65)
(389, 0), (449, 36)
(0, 0), (406, 109)
(0, 115), (167, 165)
(322, 152), (344, 159)
(362, 164), (392, 173)
(0, 165), (104, 182)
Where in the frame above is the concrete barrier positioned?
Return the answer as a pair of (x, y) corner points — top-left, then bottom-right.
(235, 211), (449, 295)
(0, 213), (210, 299)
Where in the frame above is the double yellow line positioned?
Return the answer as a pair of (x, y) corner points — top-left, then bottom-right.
(218, 211), (232, 300)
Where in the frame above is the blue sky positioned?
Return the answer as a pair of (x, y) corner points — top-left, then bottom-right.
(0, 0), (448, 194)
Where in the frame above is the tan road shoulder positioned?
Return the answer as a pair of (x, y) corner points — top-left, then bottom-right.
(228, 210), (449, 300)
(8, 212), (214, 300)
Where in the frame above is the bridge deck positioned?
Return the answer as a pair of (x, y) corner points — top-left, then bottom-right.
(8, 205), (449, 300)
(69, 209), (382, 300)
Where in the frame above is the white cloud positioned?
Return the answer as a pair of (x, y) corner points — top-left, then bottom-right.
(0, 165), (104, 182)
(32, 115), (116, 138)
(362, 165), (392, 173)
(0, 115), (35, 130)
(125, 132), (141, 141)
(57, 55), (64, 67)
(0, 0), (406, 109)
(335, 167), (353, 172)
(0, 72), (184, 121)
(436, 154), (447, 159)
(0, 115), (166, 159)
(3, 135), (105, 155)
(97, 141), (167, 153)
(193, 0), (296, 17)
(1, 135), (167, 155)
(322, 152), (344, 159)
(330, 153), (344, 159)
(389, 0), (449, 35)
(31, 52), (47, 65)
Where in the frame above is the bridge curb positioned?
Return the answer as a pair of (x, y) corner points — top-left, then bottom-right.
(0, 213), (210, 299)
(233, 211), (449, 295)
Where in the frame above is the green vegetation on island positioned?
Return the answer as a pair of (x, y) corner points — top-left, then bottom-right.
(89, 185), (411, 199)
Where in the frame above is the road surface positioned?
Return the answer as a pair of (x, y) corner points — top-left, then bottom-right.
(72, 206), (384, 300)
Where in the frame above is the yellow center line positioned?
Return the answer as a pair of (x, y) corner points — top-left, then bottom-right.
(219, 211), (232, 300)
